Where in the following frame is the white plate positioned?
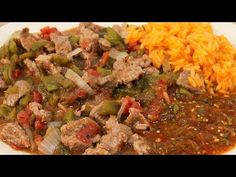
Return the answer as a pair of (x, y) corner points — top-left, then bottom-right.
(0, 22), (236, 155)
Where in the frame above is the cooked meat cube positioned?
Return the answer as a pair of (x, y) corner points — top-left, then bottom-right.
(98, 38), (111, 51)
(78, 24), (99, 52)
(50, 33), (72, 54)
(61, 118), (100, 151)
(125, 108), (150, 131)
(83, 147), (111, 155)
(19, 28), (38, 51)
(35, 55), (59, 74)
(0, 122), (30, 148)
(28, 102), (52, 123)
(24, 59), (41, 77)
(4, 80), (32, 107)
(128, 134), (150, 155)
(176, 70), (205, 94)
(84, 116), (133, 154)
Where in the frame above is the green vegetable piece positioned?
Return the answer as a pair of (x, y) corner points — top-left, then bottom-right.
(0, 45), (9, 59)
(197, 107), (205, 116)
(173, 104), (180, 114)
(8, 107), (17, 121)
(5, 86), (18, 95)
(8, 40), (17, 55)
(104, 27), (123, 46)
(2, 64), (13, 84)
(19, 52), (34, 60)
(0, 104), (12, 118)
(55, 143), (71, 155)
(52, 54), (69, 65)
(96, 67), (112, 76)
(31, 40), (49, 51)
(54, 73), (74, 89)
(98, 100), (121, 116)
(179, 87), (193, 96)
(49, 92), (59, 106)
(19, 94), (32, 106)
(42, 75), (60, 92)
(10, 54), (18, 63)
(69, 35), (80, 46)
(64, 108), (74, 123)
(104, 57), (115, 70)
(81, 104), (92, 117)
(114, 86), (141, 98)
(70, 64), (83, 76)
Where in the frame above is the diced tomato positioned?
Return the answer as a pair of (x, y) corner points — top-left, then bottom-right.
(76, 122), (100, 144)
(33, 91), (43, 103)
(75, 88), (88, 98)
(35, 116), (47, 130)
(122, 96), (133, 115)
(87, 68), (100, 77)
(42, 33), (50, 40)
(25, 106), (32, 116)
(12, 69), (21, 79)
(130, 101), (142, 110)
(40, 26), (50, 34)
(40, 26), (58, 40)
(100, 51), (109, 65)
(10, 143), (24, 150)
(34, 134), (43, 147)
(128, 41), (139, 51)
(80, 39), (90, 50)
(40, 26), (58, 35)
(17, 110), (31, 128)
(122, 96), (142, 115)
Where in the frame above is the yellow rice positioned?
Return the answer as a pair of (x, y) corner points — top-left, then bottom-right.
(126, 23), (236, 94)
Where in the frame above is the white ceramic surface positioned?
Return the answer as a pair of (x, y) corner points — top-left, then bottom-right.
(0, 22), (236, 155)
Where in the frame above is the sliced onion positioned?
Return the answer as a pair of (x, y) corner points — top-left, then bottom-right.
(64, 68), (94, 95)
(116, 101), (126, 122)
(38, 127), (61, 155)
(48, 121), (63, 128)
(109, 48), (128, 60)
(67, 48), (82, 60)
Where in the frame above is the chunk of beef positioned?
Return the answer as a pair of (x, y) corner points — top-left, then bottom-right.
(99, 60), (144, 86)
(4, 80), (32, 106)
(80, 50), (99, 69)
(24, 58), (40, 77)
(35, 55), (59, 74)
(98, 38), (111, 51)
(28, 102), (52, 123)
(61, 118), (100, 151)
(83, 146), (111, 155)
(112, 23), (128, 39)
(0, 122), (30, 148)
(99, 55), (151, 87)
(78, 23), (101, 33)
(0, 58), (11, 64)
(83, 116), (133, 155)
(176, 70), (205, 94)
(128, 134), (150, 155)
(78, 24), (99, 52)
(50, 33), (72, 54)
(19, 28), (38, 51)
(125, 108), (150, 131)
(89, 102), (106, 125)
